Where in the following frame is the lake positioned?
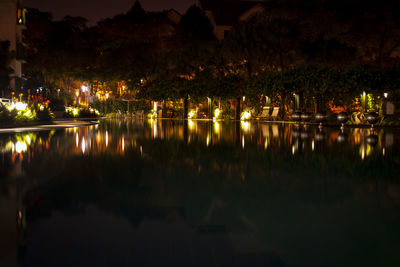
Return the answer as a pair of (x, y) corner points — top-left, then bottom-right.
(1, 118), (400, 266)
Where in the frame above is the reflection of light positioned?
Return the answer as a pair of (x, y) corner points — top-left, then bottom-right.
(214, 121), (220, 134)
(206, 135), (210, 147)
(81, 137), (86, 154)
(242, 136), (245, 149)
(361, 146), (365, 160)
(384, 92), (388, 98)
(15, 141), (28, 153)
(188, 119), (195, 131)
(76, 133), (79, 147)
(153, 120), (158, 138)
(26, 135), (31, 145)
(264, 137), (269, 150)
(105, 131), (109, 147)
(360, 144), (372, 160)
(312, 140), (315, 151)
(140, 145), (143, 156)
(122, 137), (125, 152)
(241, 121), (250, 132)
(383, 148), (385, 156)
(292, 140), (298, 155)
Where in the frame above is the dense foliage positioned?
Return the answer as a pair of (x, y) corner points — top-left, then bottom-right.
(19, 0), (400, 114)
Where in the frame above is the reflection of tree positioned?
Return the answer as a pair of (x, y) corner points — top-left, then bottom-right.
(22, 135), (400, 225)
(6, 126), (397, 265)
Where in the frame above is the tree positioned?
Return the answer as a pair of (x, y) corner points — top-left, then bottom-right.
(126, 1), (147, 23)
(180, 5), (215, 42)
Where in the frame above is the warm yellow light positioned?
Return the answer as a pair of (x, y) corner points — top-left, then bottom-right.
(15, 141), (27, 153)
(188, 110), (196, 119)
(81, 137), (86, 154)
(214, 121), (220, 134)
(7, 102), (28, 111)
(241, 121), (250, 132)
(214, 108), (221, 120)
(188, 119), (195, 131)
(241, 111), (251, 121)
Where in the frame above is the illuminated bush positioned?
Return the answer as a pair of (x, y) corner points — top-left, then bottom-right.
(65, 107), (100, 118)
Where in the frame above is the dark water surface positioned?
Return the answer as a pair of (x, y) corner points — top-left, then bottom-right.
(1, 118), (400, 266)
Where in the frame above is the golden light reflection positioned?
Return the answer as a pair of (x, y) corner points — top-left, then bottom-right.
(15, 141), (27, 154)
(241, 121), (250, 132)
(360, 144), (372, 161)
(81, 137), (86, 154)
(153, 120), (158, 139)
(312, 140), (315, 151)
(361, 145), (365, 160)
(188, 119), (195, 131)
(214, 121), (220, 134)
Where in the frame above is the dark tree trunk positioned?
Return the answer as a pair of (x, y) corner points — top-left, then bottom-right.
(183, 96), (188, 120)
(235, 97), (241, 121)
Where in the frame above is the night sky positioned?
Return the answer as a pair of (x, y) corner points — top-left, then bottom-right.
(23, 0), (197, 24)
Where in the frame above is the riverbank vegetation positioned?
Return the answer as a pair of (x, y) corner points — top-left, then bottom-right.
(6, 0), (400, 121)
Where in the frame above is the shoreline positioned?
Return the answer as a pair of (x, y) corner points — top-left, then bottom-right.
(1, 116), (399, 133)
(0, 119), (99, 134)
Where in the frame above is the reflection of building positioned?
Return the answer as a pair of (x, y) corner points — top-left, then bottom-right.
(0, 0), (26, 91)
(199, 0), (264, 40)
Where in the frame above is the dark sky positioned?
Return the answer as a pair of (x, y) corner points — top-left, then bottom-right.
(23, 0), (196, 24)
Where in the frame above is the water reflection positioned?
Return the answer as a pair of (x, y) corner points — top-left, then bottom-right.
(1, 120), (399, 172)
(0, 119), (400, 266)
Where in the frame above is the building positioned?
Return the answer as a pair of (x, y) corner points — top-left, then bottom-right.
(0, 0), (26, 92)
(199, 0), (264, 40)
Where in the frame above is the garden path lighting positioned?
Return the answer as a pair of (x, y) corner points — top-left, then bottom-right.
(337, 112), (348, 130)
(241, 111), (251, 121)
(214, 108), (221, 120)
(188, 110), (196, 119)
